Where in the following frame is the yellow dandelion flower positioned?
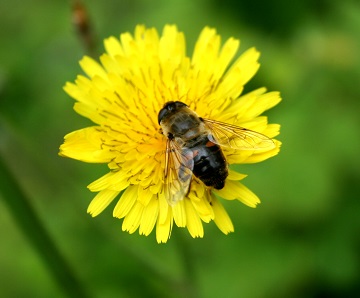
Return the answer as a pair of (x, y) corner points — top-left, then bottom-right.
(59, 25), (281, 243)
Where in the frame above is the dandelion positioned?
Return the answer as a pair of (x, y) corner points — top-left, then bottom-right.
(59, 25), (281, 243)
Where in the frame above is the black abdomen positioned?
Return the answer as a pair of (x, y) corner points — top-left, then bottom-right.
(191, 136), (228, 189)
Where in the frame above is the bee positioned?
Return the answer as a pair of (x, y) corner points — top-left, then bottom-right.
(158, 101), (275, 205)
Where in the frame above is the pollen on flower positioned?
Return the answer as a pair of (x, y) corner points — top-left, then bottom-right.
(59, 24), (281, 243)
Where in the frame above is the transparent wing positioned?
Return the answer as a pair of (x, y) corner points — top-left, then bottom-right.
(163, 139), (194, 206)
(202, 118), (275, 150)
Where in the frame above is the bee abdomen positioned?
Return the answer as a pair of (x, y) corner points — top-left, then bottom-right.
(191, 137), (228, 189)
(196, 166), (228, 189)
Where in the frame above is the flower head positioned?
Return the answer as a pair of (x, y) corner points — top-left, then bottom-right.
(59, 25), (281, 243)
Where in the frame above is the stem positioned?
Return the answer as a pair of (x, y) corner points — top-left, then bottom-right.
(0, 155), (89, 298)
(173, 231), (199, 298)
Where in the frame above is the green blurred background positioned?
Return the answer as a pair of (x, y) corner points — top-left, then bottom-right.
(1, 0), (360, 297)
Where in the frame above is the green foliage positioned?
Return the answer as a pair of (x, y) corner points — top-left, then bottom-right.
(1, 0), (359, 297)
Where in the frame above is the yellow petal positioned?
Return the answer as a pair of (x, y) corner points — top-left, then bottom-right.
(159, 25), (183, 61)
(243, 140), (281, 163)
(87, 189), (120, 217)
(100, 54), (120, 75)
(262, 124), (281, 138)
(59, 127), (116, 163)
(188, 191), (214, 223)
(184, 199), (204, 238)
(229, 47), (260, 85)
(217, 88), (266, 122)
(215, 48), (260, 100)
(138, 26), (160, 57)
(227, 170), (247, 180)
(214, 180), (261, 208)
(192, 27), (217, 65)
(63, 80), (90, 104)
(79, 56), (108, 79)
(211, 195), (234, 234)
(73, 102), (106, 125)
(87, 171), (129, 192)
(214, 37), (240, 81)
(139, 198), (159, 236)
(225, 150), (253, 165)
(113, 186), (137, 218)
(158, 191), (169, 224)
(120, 32), (136, 56)
(122, 202), (144, 234)
(172, 199), (186, 227)
(245, 91), (282, 120)
(137, 187), (155, 206)
(156, 209), (173, 243)
(104, 36), (124, 57)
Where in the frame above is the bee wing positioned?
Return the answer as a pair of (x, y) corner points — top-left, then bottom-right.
(202, 118), (275, 150)
(163, 139), (194, 205)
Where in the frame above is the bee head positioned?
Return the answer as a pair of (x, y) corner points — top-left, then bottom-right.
(158, 101), (188, 124)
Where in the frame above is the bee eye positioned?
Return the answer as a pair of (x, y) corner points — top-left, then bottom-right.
(158, 101), (188, 124)
(158, 108), (168, 124)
